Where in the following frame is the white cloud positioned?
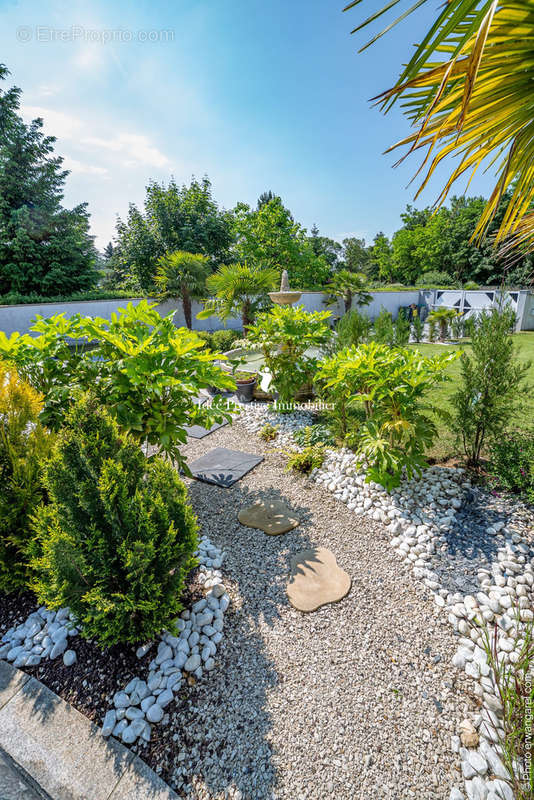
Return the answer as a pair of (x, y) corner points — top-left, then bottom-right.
(62, 156), (109, 177)
(82, 133), (170, 168)
(23, 105), (82, 138)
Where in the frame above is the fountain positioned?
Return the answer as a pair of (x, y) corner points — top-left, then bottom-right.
(268, 270), (302, 306)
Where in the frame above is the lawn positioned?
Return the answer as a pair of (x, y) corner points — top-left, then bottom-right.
(411, 331), (534, 463)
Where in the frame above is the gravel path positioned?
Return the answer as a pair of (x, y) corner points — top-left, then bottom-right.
(166, 420), (470, 800)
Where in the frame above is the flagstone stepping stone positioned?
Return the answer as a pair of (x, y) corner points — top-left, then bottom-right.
(189, 447), (264, 488)
(287, 547), (351, 612)
(185, 419), (228, 439)
(238, 499), (299, 535)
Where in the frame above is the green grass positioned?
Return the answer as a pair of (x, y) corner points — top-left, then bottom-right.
(411, 332), (534, 462)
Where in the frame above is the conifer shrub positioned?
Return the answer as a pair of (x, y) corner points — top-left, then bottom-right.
(0, 366), (51, 593)
(30, 394), (198, 646)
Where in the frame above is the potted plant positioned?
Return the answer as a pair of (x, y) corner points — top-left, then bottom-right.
(233, 370), (257, 403)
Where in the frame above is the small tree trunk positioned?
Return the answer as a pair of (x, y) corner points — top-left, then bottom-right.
(242, 300), (253, 336)
(345, 290), (352, 315)
(182, 288), (192, 329)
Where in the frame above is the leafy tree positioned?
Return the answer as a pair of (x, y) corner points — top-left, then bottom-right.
(309, 224), (343, 269)
(343, 237), (371, 276)
(198, 262), (278, 331)
(155, 250), (211, 329)
(31, 394), (198, 647)
(113, 177), (232, 291)
(369, 232), (393, 281)
(232, 197), (330, 290)
(324, 270), (372, 314)
(0, 65), (97, 296)
(257, 190), (277, 209)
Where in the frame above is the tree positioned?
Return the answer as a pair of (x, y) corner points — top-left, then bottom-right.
(343, 237), (371, 276)
(155, 250), (211, 329)
(257, 190), (277, 209)
(197, 262), (278, 332)
(324, 270), (372, 314)
(113, 177), (232, 291)
(309, 224), (343, 270)
(347, 0), (534, 257)
(232, 197), (330, 290)
(0, 65), (97, 297)
(369, 232), (393, 281)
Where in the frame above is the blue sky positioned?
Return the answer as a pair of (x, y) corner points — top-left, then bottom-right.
(0, 0), (496, 251)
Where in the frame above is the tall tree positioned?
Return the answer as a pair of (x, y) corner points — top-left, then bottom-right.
(0, 65), (97, 297)
(369, 232), (393, 282)
(309, 224), (343, 269)
(343, 237), (371, 275)
(112, 177), (232, 292)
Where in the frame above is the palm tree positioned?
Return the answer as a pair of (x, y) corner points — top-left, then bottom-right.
(197, 262), (278, 333)
(325, 270), (372, 314)
(427, 308), (460, 342)
(346, 0), (534, 255)
(155, 250), (211, 329)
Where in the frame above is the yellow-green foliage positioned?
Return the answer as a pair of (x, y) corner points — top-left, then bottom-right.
(30, 394), (198, 646)
(0, 365), (51, 593)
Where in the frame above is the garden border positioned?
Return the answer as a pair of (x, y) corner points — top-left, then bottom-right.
(0, 660), (178, 800)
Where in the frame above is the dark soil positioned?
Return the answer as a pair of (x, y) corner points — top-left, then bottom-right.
(0, 590), (38, 639)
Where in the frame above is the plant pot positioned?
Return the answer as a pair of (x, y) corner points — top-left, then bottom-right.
(235, 375), (257, 403)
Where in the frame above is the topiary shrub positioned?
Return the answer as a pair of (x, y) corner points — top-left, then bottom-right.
(0, 366), (52, 594)
(30, 394), (198, 646)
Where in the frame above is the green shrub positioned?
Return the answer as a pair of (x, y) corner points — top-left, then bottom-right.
(245, 305), (332, 407)
(463, 314), (477, 338)
(411, 314), (424, 343)
(488, 431), (534, 503)
(415, 270), (456, 287)
(318, 343), (457, 489)
(30, 395), (198, 647)
(0, 367), (52, 593)
(293, 424), (336, 447)
(285, 443), (326, 475)
(463, 281), (480, 290)
(210, 329), (241, 352)
(373, 308), (394, 345)
(393, 312), (411, 346)
(451, 307), (529, 466)
(428, 317), (438, 342)
(336, 310), (372, 349)
(427, 307), (460, 341)
(259, 423), (279, 441)
(0, 302), (236, 470)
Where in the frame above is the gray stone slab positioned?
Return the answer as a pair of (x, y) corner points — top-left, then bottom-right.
(185, 419), (228, 439)
(108, 754), (179, 800)
(0, 675), (132, 800)
(189, 446), (264, 488)
(0, 748), (48, 800)
(0, 661), (30, 711)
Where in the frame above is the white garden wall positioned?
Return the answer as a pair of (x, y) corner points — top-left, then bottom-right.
(0, 289), (532, 337)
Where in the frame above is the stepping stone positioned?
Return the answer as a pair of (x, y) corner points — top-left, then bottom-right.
(287, 547), (351, 612)
(189, 447), (263, 488)
(185, 420), (228, 439)
(238, 499), (299, 535)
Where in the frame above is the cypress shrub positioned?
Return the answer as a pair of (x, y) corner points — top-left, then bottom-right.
(30, 394), (198, 646)
(0, 366), (51, 593)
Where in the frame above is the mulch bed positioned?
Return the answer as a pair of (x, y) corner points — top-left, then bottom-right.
(0, 568), (210, 787)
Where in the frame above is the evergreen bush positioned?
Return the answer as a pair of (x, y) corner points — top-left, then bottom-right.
(30, 395), (198, 646)
(0, 366), (51, 593)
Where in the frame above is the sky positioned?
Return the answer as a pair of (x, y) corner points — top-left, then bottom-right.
(0, 0), (497, 251)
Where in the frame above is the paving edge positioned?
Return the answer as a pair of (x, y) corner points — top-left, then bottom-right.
(0, 660), (179, 800)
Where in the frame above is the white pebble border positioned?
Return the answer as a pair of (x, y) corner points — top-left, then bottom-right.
(238, 402), (315, 447)
(244, 406), (533, 800)
(0, 535), (230, 750)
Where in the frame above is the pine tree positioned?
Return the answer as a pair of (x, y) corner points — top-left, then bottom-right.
(0, 65), (97, 296)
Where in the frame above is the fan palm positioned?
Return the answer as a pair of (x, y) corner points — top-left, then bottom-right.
(325, 270), (372, 314)
(345, 0), (534, 255)
(197, 262), (278, 333)
(155, 250), (211, 329)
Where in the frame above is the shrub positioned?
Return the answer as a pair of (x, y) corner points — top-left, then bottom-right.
(393, 312), (411, 346)
(0, 302), (236, 470)
(427, 307), (460, 341)
(0, 367), (52, 593)
(415, 270), (455, 287)
(285, 443), (326, 475)
(450, 313), (464, 340)
(463, 281), (480, 290)
(411, 314), (424, 343)
(316, 351), (365, 441)
(259, 423), (279, 441)
(373, 308), (394, 345)
(463, 314), (477, 338)
(488, 431), (534, 504)
(318, 343), (457, 489)
(451, 307), (529, 466)
(336, 309), (372, 349)
(293, 424), (336, 447)
(210, 329), (241, 352)
(428, 317), (438, 342)
(30, 395), (198, 647)
(245, 305), (332, 407)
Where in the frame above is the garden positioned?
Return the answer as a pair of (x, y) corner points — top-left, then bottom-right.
(0, 284), (532, 800)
